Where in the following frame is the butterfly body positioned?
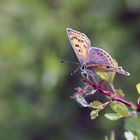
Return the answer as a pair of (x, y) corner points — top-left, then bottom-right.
(66, 28), (130, 76)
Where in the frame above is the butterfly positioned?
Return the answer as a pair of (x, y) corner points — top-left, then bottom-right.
(66, 28), (130, 76)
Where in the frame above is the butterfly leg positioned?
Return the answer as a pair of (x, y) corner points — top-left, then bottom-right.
(81, 69), (100, 84)
(89, 71), (100, 84)
(81, 71), (88, 79)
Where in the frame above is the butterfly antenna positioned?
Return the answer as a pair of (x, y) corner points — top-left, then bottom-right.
(60, 60), (80, 65)
(60, 60), (81, 76)
(71, 66), (81, 76)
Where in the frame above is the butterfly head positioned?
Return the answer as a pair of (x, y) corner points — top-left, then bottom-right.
(80, 65), (85, 71)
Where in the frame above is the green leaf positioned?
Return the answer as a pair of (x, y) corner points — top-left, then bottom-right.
(105, 131), (115, 140)
(97, 72), (115, 84)
(125, 118), (140, 138)
(106, 72), (116, 84)
(115, 89), (125, 98)
(97, 60), (117, 83)
(104, 113), (123, 121)
(97, 72), (107, 81)
(136, 83), (140, 94)
(90, 110), (98, 120)
(110, 131), (115, 140)
(90, 100), (103, 109)
(104, 136), (109, 140)
(110, 101), (129, 116)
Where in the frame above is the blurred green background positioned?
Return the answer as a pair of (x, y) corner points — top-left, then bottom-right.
(0, 0), (140, 140)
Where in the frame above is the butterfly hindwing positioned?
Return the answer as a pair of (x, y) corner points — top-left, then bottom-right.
(66, 28), (91, 64)
(108, 66), (130, 76)
(85, 47), (130, 75)
(86, 47), (116, 66)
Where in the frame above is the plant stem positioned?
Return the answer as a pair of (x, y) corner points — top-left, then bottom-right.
(83, 79), (133, 107)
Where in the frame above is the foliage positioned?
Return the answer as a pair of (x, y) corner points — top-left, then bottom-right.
(72, 69), (140, 112)
(0, 0), (140, 140)
(71, 52), (140, 137)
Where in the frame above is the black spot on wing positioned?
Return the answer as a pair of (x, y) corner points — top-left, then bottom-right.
(71, 36), (77, 40)
(75, 44), (79, 47)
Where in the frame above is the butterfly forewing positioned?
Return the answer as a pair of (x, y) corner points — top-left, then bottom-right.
(66, 28), (91, 64)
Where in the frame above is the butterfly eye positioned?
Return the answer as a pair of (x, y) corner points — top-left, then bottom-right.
(81, 65), (85, 71)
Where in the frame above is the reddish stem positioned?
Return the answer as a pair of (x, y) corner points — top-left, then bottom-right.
(83, 79), (132, 107)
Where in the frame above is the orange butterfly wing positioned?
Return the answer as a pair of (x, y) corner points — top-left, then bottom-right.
(66, 28), (91, 64)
